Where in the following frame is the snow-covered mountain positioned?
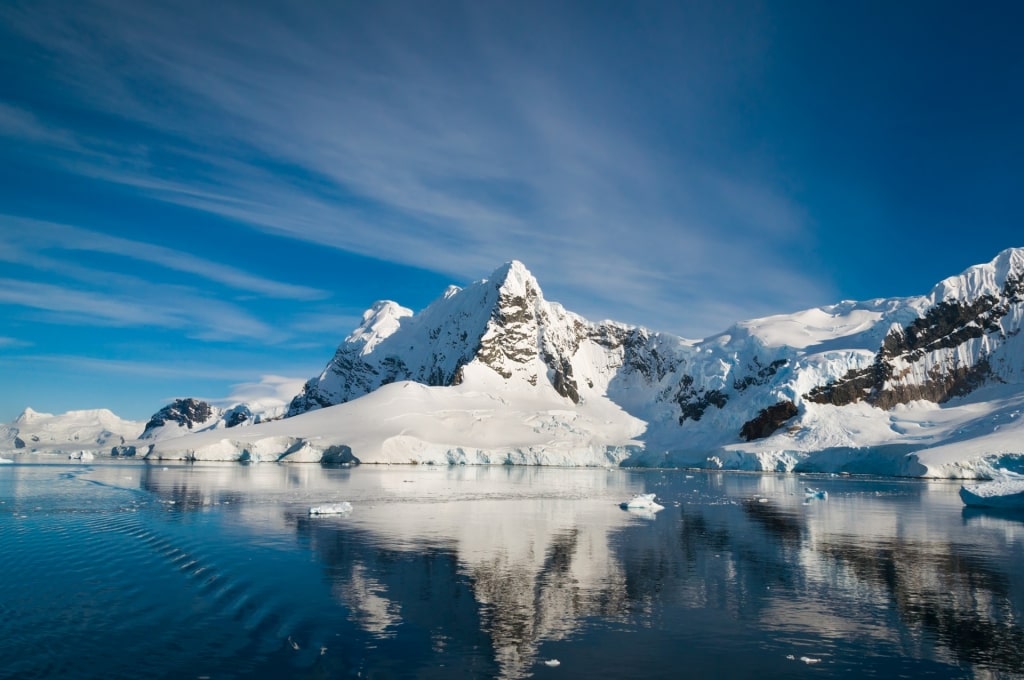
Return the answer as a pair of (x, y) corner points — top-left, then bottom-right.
(0, 407), (145, 455)
(6, 249), (1024, 477)
(286, 262), (608, 415)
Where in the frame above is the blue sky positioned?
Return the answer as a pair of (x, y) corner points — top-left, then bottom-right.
(1, 0), (1022, 421)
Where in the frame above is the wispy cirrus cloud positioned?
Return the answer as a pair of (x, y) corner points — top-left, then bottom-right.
(0, 215), (327, 301)
(0, 0), (830, 337)
(0, 336), (30, 349)
(12, 354), (269, 381)
(0, 277), (278, 342)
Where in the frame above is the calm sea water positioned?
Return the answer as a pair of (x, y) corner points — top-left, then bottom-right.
(2, 460), (1023, 679)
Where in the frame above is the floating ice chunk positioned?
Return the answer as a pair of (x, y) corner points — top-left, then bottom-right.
(960, 478), (1024, 509)
(804, 487), (827, 500)
(309, 502), (353, 515)
(800, 656), (821, 664)
(68, 451), (95, 461)
(619, 493), (664, 511)
(0, 456), (12, 464)
(544, 659), (561, 667)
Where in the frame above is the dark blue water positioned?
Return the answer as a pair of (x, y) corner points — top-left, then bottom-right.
(2, 460), (1023, 679)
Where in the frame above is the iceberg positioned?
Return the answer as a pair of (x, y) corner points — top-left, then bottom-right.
(959, 475), (1024, 509)
(804, 487), (827, 500)
(309, 502), (353, 515)
(0, 455), (12, 464)
(619, 493), (664, 511)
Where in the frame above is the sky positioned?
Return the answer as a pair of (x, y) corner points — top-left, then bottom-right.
(1, 0), (1022, 421)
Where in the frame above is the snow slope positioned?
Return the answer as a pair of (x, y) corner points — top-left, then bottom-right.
(148, 367), (645, 465)
(0, 407), (145, 455)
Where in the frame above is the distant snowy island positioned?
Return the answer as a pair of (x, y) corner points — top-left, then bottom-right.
(4, 249), (1024, 479)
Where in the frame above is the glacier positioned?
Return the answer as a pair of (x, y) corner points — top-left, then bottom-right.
(4, 249), (1024, 478)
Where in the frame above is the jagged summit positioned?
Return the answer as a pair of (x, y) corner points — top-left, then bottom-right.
(346, 300), (413, 355)
(930, 246), (1024, 303)
(487, 260), (540, 295)
(15, 407), (42, 424)
(286, 259), (577, 416)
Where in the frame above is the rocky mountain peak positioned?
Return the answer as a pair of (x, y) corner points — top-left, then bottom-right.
(142, 398), (218, 438)
(15, 407), (43, 424)
(488, 260), (542, 299)
(345, 300), (413, 355)
(930, 246), (1024, 303)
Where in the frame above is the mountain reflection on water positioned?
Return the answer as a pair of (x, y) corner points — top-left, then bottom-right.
(2, 461), (1024, 678)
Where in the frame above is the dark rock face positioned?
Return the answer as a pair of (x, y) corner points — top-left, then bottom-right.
(143, 398), (216, 437)
(288, 378), (339, 415)
(13, 436), (25, 449)
(808, 314), (1008, 411)
(672, 356), (791, 425)
(110, 445), (137, 457)
(734, 359), (788, 391)
(676, 375), (728, 423)
(549, 356), (580, 403)
(477, 289), (538, 377)
(740, 401), (799, 441)
(610, 328), (676, 383)
(223, 405), (252, 428)
(807, 272), (1023, 409)
(321, 445), (359, 465)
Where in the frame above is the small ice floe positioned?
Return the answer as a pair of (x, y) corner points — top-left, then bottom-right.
(804, 487), (827, 500)
(68, 451), (95, 461)
(619, 493), (664, 511)
(309, 502), (353, 515)
(543, 659), (561, 667)
(960, 473), (1024, 509)
(800, 656), (821, 664)
(287, 635), (299, 650)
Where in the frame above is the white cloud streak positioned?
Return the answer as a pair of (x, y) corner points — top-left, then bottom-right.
(1, 216), (327, 301)
(215, 374), (308, 409)
(0, 336), (30, 349)
(0, 277), (278, 342)
(11, 354), (269, 381)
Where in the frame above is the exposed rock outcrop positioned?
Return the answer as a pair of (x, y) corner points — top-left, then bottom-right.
(143, 398), (217, 437)
(740, 401), (799, 441)
(805, 267), (1024, 409)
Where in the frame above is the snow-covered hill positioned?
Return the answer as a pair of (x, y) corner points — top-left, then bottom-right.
(0, 407), (145, 456)
(139, 397), (284, 442)
(7, 249), (1024, 477)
